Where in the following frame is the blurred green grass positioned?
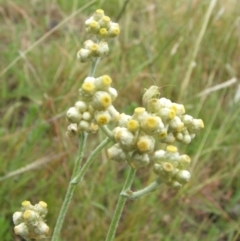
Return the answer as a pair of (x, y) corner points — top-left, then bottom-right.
(1, 0), (240, 240)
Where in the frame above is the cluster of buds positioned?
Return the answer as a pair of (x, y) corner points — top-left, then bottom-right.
(107, 86), (204, 187)
(153, 145), (191, 188)
(77, 9), (120, 63)
(85, 9), (120, 38)
(77, 39), (109, 62)
(66, 75), (119, 136)
(13, 200), (49, 240)
(147, 97), (204, 144)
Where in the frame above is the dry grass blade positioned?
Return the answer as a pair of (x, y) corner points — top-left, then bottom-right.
(0, 152), (67, 182)
(0, 0), (97, 79)
(197, 77), (237, 97)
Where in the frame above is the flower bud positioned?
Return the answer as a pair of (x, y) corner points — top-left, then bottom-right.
(117, 113), (132, 127)
(152, 150), (166, 162)
(165, 145), (179, 163)
(136, 135), (155, 153)
(91, 91), (112, 110)
(94, 110), (111, 125)
(75, 101), (88, 113)
(66, 107), (82, 123)
(84, 76), (96, 84)
(113, 127), (135, 150)
(94, 75), (112, 90)
(13, 212), (23, 225)
(98, 16), (111, 29)
(66, 123), (78, 137)
(23, 210), (38, 223)
(161, 132), (176, 144)
(141, 115), (164, 135)
(77, 48), (91, 62)
(34, 221), (49, 236)
(35, 201), (48, 216)
(158, 97), (172, 108)
(171, 180), (182, 189)
(127, 119), (139, 133)
(107, 144), (127, 162)
(79, 120), (91, 132)
(81, 82), (96, 95)
(84, 39), (95, 49)
(108, 22), (120, 37)
(175, 170), (191, 184)
(93, 9), (104, 21)
(188, 119), (204, 133)
(82, 111), (93, 121)
(169, 116), (184, 132)
(99, 28), (108, 38)
(178, 155), (191, 169)
(21, 200), (33, 209)
(156, 128), (168, 140)
(90, 123), (99, 133)
(181, 114), (194, 126)
(171, 103), (185, 116)
(158, 107), (176, 122)
(86, 20), (100, 34)
(129, 151), (150, 169)
(132, 107), (148, 123)
(14, 223), (29, 237)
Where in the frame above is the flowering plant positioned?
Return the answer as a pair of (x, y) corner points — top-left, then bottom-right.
(13, 9), (204, 241)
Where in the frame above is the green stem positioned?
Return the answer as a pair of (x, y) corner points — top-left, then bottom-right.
(71, 137), (111, 184)
(105, 167), (136, 241)
(100, 125), (115, 142)
(121, 178), (161, 200)
(51, 133), (87, 241)
(52, 136), (111, 241)
(89, 57), (100, 77)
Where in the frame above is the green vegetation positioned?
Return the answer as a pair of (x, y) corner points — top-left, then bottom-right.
(1, 0), (240, 240)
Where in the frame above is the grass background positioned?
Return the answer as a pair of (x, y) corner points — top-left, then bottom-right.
(1, 0), (240, 240)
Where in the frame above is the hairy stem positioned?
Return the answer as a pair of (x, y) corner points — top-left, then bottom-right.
(71, 137), (111, 184)
(52, 136), (111, 240)
(121, 178), (161, 200)
(51, 133), (87, 241)
(105, 167), (136, 241)
(89, 57), (100, 77)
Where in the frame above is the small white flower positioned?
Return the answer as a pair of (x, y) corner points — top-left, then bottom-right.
(13, 212), (23, 225)
(66, 107), (82, 123)
(107, 144), (127, 162)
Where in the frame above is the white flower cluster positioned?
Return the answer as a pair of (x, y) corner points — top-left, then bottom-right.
(13, 200), (49, 240)
(153, 145), (191, 188)
(107, 86), (204, 187)
(77, 40), (109, 62)
(66, 75), (119, 136)
(85, 9), (120, 38)
(147, 97), (204, 144)
(77, 9), (120, 63)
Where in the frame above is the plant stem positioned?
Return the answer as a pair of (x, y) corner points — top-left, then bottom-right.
(121, 178), (161, 200)
(89, 57), (100, 77)
(52, 136), (111, 241)
(105, 167), (136, 241)
(100, 125), (115, 142)
(71, 137), (111, 184)
(51, 133), (87, 241)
